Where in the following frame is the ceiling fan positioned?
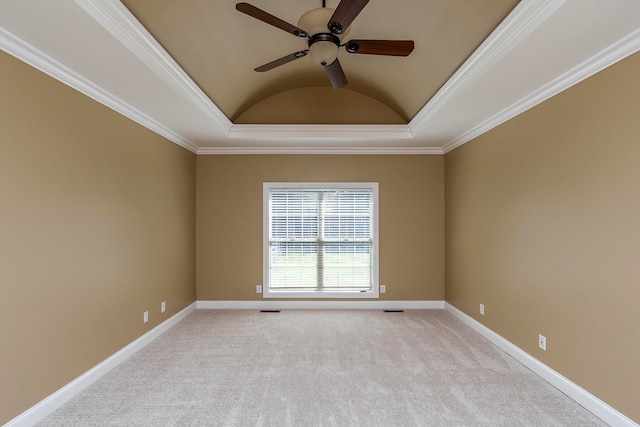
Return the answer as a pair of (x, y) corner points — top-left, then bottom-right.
(235, 0), (415, 89)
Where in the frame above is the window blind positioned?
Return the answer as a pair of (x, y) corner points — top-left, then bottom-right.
(268, 188), (373, 292)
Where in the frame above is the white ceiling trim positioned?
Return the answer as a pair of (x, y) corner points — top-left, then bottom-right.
(228, 124), (413, 140)
(198, 146), (443, 155)
(0, 25), (200, 154)
(442, 26), (640, 153)
(75, 0), (233, 133)
(409, 0), (566, 135)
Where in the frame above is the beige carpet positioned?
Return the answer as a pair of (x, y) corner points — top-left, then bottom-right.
(38, 310), (605, 426)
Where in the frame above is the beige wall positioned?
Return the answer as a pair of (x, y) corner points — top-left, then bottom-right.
(445, 51), (640, 423)
(0, 51), (196, 424)
(196, 155), (444, 301)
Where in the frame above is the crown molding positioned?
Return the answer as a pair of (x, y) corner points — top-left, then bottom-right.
(0, 26), (200, 154)
(442, 26), (640, 154)
(74, 0), (232, 134)
(197, 145), (442, 155)
(228, 124), (414, 140)
(409, 0), (566, 135)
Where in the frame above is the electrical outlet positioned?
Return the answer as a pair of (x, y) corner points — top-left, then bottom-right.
(380, 284), (386, 294)
(161, 301), (166, 313)
(256, 284), (262, 293)
(479, 303), (484, 315)
(539, 334), (546, 351)
(143, 311), (149, 323)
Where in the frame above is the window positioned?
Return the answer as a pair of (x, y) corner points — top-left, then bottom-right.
(263, 182), (379, 298)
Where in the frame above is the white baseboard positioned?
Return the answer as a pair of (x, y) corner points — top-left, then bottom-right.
(444, 302), (638, 427)
(6, 302), (197, 427)
(196, 300), (444, 310)
(13, 301), (630, 426)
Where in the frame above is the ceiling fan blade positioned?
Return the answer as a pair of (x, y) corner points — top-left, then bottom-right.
(345, 40), (414, 56)
(236, 3), (308, 38)
(328, 0), (369, 35)
(324, 59), (348, 89)
(254, 50), (308, 72)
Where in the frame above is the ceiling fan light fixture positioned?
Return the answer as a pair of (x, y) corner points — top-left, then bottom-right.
(308, 34), (340, 66)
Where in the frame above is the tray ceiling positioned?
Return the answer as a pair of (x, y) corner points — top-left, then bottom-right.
(1, 0), (639, 154)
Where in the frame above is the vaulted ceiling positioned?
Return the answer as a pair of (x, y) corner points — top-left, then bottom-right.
(1, 0), (640, 154)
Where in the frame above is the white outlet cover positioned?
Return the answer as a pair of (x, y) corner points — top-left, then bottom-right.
(539, 334), (547, 351)
(143, 311), (149, 323)
(256, 285), (262, 293)
(480, 304), (485, 315)
(380, 285), (386, 293)
(161, 301), (166, 313)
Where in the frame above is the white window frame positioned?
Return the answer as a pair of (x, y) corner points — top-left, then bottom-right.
(263, 182), (379, 299)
